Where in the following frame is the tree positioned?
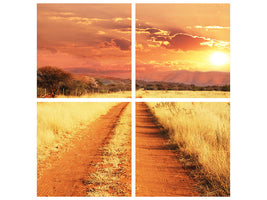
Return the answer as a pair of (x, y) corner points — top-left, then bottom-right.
(221, 85), (230, 91)
(37, 66), (72, 97)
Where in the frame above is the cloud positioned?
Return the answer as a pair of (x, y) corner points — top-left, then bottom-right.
(38, 5), (132, 59)
(155, 36), (168, 41)
(146, 28), (161, 34)
(164, 33), (208, 51)
(47, 14), (131, 31)
(92, 18), (131, 30)
(136, 23), (153, 30)
(136, 27), (165, 35)
(136, 23), (211, 51)
(192, 25), (230, 30)
(136, 21), (230, 51)
(100, 38), (131, 51)
(113, 39), (131, 50)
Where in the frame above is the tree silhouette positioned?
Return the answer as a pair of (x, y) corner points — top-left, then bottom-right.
(37, 66), (72, 97)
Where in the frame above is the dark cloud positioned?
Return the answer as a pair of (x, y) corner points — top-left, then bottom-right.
(137, 23), (209, 51)
(136, 22), (185, 35)
(165, 34), (207, 51)
(136, 23), (156, 34)
(136, 23), (153, 29)
(136, 22), (215, 51)
(167, 28), (186, 36)
(113, 39), (131, 51)
(146, 28), (161, 34)
(101, 38), (131, 51)
(155, 36), (168, 41)
(136, 27), (161, 34)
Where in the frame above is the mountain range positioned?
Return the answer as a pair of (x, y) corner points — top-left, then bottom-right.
(136, 70), (230, 86)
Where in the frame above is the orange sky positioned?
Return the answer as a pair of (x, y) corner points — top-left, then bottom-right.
(37, 4), (131, 78)
(37, 4), (230, 83)
(136, 4), (230, 80)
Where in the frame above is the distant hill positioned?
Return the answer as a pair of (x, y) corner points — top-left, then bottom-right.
(88, 74), (131, 86)
(136, 70), (230, 86)
(72, 73), (131, 86)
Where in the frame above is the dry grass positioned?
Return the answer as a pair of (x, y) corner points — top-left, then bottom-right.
(57, 91), (131, 98)
(136, 90), (230, 98)
(37, 102), (119, 166)
(86, 103), (131, 196)
(146, 102), (230, 196)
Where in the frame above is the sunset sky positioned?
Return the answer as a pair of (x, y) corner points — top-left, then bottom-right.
(37, 4), (230, 84)
(136, 4), (230, 83)
(37, 4), (131, 79)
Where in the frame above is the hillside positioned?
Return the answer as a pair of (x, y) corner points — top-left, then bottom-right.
(72, 73), (131, 86)
(136, 70), (230, 86)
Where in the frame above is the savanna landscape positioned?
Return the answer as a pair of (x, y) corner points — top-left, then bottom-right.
(36, 3), (231, 197)
(37, 102), (131, 196)
(136, 4), (230, 98)
(37, 4), (131, 98)
(37, 101), (230, 196)
(134, 3), (230, 195)
(136, 102), (230, 196)
(136, 89), (230, 98)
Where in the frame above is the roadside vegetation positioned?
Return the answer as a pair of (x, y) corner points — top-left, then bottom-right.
(146, 102), (230, 196)
(136, 90), (230, 98)
(37, 102), (119, 172)
(37, 66), (131, 98)
(136, 80), (230, 91)
(57, 91), (131, 98)
(86, 103), (132, 196)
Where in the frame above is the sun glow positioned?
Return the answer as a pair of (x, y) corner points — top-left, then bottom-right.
(210, 52), (229, 66)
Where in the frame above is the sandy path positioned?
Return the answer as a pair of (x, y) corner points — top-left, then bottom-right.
(37, 102), (128, 197)
(136, 102), (200, 196)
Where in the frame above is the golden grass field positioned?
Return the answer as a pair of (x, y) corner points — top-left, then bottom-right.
(136, 90), (230, 98)
(37, 102), (119, 165)
(146, 102), (230, 196)
(87, 103), (131, 196)
(56, 91), (131, 98)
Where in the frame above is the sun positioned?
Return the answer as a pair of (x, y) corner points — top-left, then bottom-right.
(210, 52), (229, 66)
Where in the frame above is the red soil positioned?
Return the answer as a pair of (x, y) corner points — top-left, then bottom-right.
(37, 102), (129, 197)
(136, 102), (200, 196)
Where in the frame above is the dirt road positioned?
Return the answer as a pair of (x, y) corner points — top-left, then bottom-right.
(37, 102), (128, 197)
(136, 102), (200, 196)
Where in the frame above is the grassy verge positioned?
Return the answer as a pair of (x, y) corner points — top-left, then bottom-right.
(86, 103), (131, 196)
(146, 102), (230, 196)
(56, 91), (131, 98)
(136, 90), (230, 98)
(37, 102), (119, 172)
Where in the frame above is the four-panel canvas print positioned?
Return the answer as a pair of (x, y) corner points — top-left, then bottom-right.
(37, 3), (230, 197)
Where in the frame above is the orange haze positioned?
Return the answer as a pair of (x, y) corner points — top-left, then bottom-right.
(136, 4), (230, 85)
(37, 4), (131, 79)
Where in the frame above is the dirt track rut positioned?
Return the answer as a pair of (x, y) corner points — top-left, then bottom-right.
(136, 102), (200, 196)
(37, 102), (128, 197)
